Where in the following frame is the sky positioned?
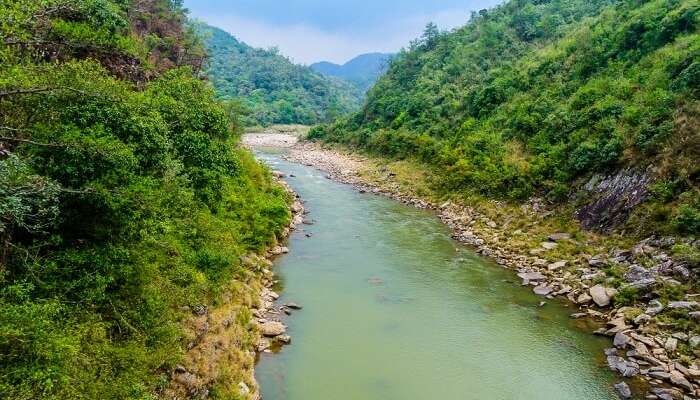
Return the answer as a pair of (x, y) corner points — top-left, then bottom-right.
(183, 0), (502, 65)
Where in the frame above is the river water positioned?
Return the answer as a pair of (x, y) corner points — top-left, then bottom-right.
(255, 152), (617, 400)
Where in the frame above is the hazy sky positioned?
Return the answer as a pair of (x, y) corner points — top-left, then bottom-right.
(184, 0), (502, 65)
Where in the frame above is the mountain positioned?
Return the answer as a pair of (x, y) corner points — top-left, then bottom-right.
(311, 53), (394, 92)
(198, 23), (363, 126)
(310, 0), (699, 237)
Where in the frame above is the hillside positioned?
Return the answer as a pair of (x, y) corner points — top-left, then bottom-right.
(311, 0), (700, 238)
(198, 23), (363, 126)
(311, 52), (394, 92)
(0, 1), (289, 398)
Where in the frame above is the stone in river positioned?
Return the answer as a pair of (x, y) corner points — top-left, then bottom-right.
(533, 285), (553, 296)
(261, 321), (286, 337)
(284, 302), (303, 310)
(613, 382), (632, 399)
(517, 271), (546, 282)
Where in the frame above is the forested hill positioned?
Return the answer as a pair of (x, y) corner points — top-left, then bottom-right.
(198, 23), (363, 126)
(0, 1), (289, 398)
(311, 53), (394, 92)
(312, 0), (700, 237)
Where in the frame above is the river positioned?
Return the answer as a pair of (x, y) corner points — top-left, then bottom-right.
(255, 151), (618, 400)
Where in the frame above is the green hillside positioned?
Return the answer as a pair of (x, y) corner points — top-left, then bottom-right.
(0, 1), (289, 398)
(311, 0), (699, 236)
(199, 23), (363, 126)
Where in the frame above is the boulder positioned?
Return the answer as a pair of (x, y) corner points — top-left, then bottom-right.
(261, 321), (286, 337)
(667, 301), (699, 310)
(577, 293), (593, 304)
(645, 300), (665, 316)
(689, 335), (700, 348)
(517, 271), (546, 283)
(613, 382), (632, 399)
(624, 264), (654, 282)
(533, 286), (554, 296)
(664, 337), (678, 353)
(590, 285), (617, 307)
(669, 370), (693, 392)
(613, 332), (631, 349)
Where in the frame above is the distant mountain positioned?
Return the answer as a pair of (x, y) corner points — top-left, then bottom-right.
(311, 53), (394, 92)
(196, 23), (362, 126)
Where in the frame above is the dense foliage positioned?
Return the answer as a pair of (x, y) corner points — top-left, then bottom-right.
(0, 1), (289, 398)
(198, 23), (362, 127)
(312, 0), (700, 235)
(311, 52), (394, 92)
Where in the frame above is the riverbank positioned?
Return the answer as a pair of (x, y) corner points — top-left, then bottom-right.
(244, 131), (700, 400)
(165, 174), (304, 400)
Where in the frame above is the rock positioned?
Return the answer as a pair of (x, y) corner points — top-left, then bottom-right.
(517, 271), (546, 283)
(548, 232), (572, 242)
(648, 370), (672, 380)
(606, 351), (640, 377)
(486, 221), (497, 229)
(646, 300), (665, 316)
(670, 370), (694, 392)
(261, 321), (286, 337)
(613, 382), (632, 399)
(668, 301), (699, 310)
(284, 302), (303, 310)
(577, 293), (593, 304)
(689, 336), (700, 348)
(533, 285), (554, 296)
(541, 242), (558, 250)
(633, 313), (652, 325)
(276, 334), (292, 344)
(570, 313), (588, 319)
(590, 285), (617, 307)
(548, 261), (567, 271)
(665, 337), (678, 353)
(689, 311), (700, 320)
(588, 255), (608, 268)
(624, 264), (654, 282)
(257, 338), (271, 352)
(622, 278), (656, 292)
(671, 332), (688, 341)
(174, 365), (187, 374)
(239, 382), (250, 396)
(614, 332), (632, 349)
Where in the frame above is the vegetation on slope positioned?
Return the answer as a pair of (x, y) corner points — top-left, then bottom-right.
(311, 0), (699, 237)
(0, 1), (289, 398)
(198, 23), (363, 127)
(311, 52), (394, 92)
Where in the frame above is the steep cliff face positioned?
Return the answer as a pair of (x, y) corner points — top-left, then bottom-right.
(574, 169), (654, 232)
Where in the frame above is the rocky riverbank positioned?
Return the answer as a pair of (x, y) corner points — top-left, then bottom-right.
(166, 175), (304, 400)
(277, 139), (700, 400)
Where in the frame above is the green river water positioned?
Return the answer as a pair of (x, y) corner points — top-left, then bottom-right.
(255, 152), (618, 400)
